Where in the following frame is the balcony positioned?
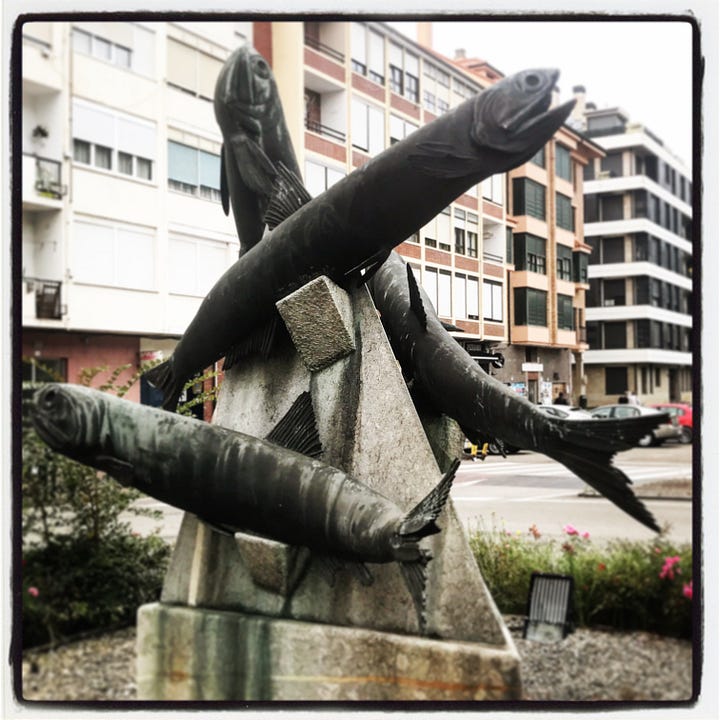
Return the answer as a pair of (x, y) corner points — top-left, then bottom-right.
(303, 32), (345, 64)
(24, 277), (64, 320)
(304, 118), (346, 143)
(23, 153), (66, 211)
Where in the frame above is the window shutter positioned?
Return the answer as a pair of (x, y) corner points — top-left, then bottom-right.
(168, 142), (198, 185)
(167, 39), (196, 91)
(198, 51), (222, 99)
(72, 101), (115, 147)
(116, 116), (156, 159)
(198, 150), (220, 190)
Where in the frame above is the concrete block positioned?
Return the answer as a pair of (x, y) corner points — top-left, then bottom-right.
(276, 275), (355, 371)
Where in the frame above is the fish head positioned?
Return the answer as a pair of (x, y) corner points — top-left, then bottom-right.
(30, 383), (103, 454)
(470, 68), (576, 167)
(214, 45), (278, 134)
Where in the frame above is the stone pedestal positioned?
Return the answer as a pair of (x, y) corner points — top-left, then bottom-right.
(137, 279), (521, 701)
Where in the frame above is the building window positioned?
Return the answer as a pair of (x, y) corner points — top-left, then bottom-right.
(603, 321), (627, 349)
(73, 27), (134, 70)
(482, 174), (504, 204)
(389, 43), (418, 103)
(602, 236), (625, 263)
(304, 160), (345, 197)
(389, 115), (418, 145)
(72, 99), (156, 181)
(555, 144), (572, 181)
(530, 146), (545, 168)
(513, 233), (547, 274)
(423, 90), (436, 112)
(605, 366), (628, 395)
(73, 220), (156, 291)
(557, 294), (574, 330)
(437, 98), (449, 114)
(556, 244), (573, 280)
(466, 230), (478, 258)
(556, 193), (574, 231)
(168, 141), (221, 202)
(22, 357), (68, 384)
(483, 280), (503, 322)
(514, 287), (547, 327)
(603, 278), (626, 307)
(351, 98), (384, 154)
(454, 273), (479, 320)
(167, 38), (223, 101)
(351, 24), (385, 84)
(438, 270), (452, 317)
(572, 251), (588, 282)
(168, 235), (231, 297)
(513, 178), (546, 220)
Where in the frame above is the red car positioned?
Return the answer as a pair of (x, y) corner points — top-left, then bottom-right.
(650, 403), (693, 444)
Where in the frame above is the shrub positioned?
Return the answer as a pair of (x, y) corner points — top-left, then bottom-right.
(469, 520), (693, 638)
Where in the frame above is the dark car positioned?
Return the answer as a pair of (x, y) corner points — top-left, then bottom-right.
(589, 404), (682, 447)
(650, 403), (693, 444)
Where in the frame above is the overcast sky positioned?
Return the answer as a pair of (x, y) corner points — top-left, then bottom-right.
(389, 19), (694, 168)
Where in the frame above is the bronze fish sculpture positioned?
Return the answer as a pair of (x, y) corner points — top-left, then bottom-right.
(30, 384), (458, 628)
(367, 252), (664, 532)
(214, 45), (302, 256)
(146, 68), (575, 410)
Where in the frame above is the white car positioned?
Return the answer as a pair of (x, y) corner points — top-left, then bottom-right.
(537, 405), (593, 420)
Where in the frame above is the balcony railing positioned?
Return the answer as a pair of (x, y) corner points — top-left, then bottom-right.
(25, 153), (66, 200)
(483, 251), (504, 264)
(577, 325), (587, 343)
(305, 119), (346, 143)
(303, 35), (345, 63)
(25, 277), (63, 320)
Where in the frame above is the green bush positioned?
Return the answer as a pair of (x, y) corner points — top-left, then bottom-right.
(469, 521), (693, 638)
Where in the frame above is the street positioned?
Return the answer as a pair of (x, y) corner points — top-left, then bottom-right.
(125, 442), (694, 547)
(451, 442), (693, 544)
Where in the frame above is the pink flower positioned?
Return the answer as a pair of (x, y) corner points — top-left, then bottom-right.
(581, 531), (590, 539)
(682, 581), (693, 600)
(563, 524), (579, 536)
(27, 587), (39, 598)
(659, 555), (682, 580)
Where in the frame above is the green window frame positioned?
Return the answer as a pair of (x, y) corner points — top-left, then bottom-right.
(556, 144), (572, 181)
(514, 287), (547, 327)
(513, 178), (546, 220)
(556, 193), (574, 231)
(556, 244), (573, 280)
(514, 233), (546, 275)
(557, 294), (574, 330)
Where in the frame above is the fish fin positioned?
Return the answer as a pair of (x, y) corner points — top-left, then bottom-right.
(406, 263), (427, 331)
(264, 162), (313, 229)
(265, 391), (323, 459)
(550, 448), (660, 532)
(441, 320), (463, 333)
(143, 359), (183, 412)
(315, 555), (345, 588)
(400, 550), (432, 633)
(229, 133), (277, 196)
(399, 458), (459, 538)
(408, 141), (481, 178)
(95, 456), (135, 486)
(223, 315), (282, 369)
(220, 145), (230, 216)
(198, 517), (236, 536)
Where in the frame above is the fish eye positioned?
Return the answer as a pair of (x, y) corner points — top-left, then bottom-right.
(41, 387), (59, 409)
(525, 73), (541, 89)
(253, 57), (270, 79)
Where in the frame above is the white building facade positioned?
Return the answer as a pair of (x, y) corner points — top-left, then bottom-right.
(578, 106), (693, 405)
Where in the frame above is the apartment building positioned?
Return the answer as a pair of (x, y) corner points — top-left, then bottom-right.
(452, 56), (604, 404)
(20, 19), (600, 409)
(572, 93), (693, 406)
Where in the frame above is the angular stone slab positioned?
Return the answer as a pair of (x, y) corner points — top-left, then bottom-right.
(137, 603), (522, 701)
(276, 274), (355, 371)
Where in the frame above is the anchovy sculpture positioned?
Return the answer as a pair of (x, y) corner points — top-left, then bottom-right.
(367, 252), (664, 532)
(30, 384), (458, 628)
(146, 68), (575, 410)
(214, 45), (302, 256)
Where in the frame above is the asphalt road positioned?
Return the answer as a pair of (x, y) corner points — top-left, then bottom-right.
(125, 442), (694, 547)
(451, 442), (693, 544)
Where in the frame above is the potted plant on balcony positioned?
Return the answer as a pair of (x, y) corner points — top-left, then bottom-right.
(31, 125), (49, 152)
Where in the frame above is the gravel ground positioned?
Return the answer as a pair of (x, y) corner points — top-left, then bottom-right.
(19, 617), (694, 703)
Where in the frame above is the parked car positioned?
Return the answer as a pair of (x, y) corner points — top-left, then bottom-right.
(649, 403), (693, 444)
(589, 404), (682, 446)
(538, 405), (593, 420)
(463, 437), (519, 458)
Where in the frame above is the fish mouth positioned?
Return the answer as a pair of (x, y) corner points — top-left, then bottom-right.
(30, 385), (79, 450)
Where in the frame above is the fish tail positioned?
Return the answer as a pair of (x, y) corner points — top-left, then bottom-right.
(557, 413), (671, 453)
(399, 458), (459, 539)
(549, 447), (660, 532)
(143, 359), (184, 412)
